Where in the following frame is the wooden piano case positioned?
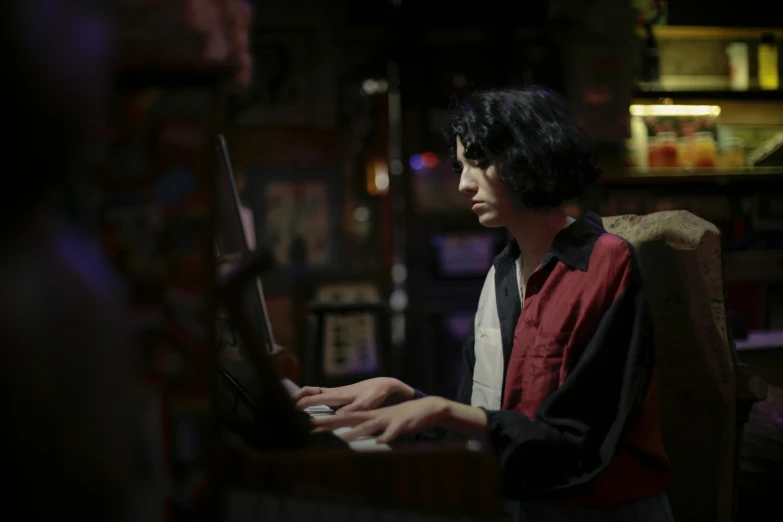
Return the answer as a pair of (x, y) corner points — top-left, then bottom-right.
(216, 255), (504, 521)
(217, 439), (504, 522)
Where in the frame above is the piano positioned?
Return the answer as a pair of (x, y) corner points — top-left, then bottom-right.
(213, 136), (504, 521)
(279, 378), (392, 452)
(214, 253), (503, 521)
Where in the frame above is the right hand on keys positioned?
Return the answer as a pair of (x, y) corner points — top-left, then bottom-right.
(293, 377), (416, 414)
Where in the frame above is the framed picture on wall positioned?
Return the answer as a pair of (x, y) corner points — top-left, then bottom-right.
(245, 168), (343, 284)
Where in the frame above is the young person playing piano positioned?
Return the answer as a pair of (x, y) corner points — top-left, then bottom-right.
(294, 86), (673, 521)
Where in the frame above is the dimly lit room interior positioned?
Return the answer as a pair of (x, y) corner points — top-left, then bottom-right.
(3, 0), (782, 521)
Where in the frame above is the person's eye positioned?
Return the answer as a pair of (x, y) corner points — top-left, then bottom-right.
(452, 161), (463, 174)
(476, 158), (491, 169)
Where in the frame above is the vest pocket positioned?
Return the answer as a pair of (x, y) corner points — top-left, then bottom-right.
(520, 332), (570, 414)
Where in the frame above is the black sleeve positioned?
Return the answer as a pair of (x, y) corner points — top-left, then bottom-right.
(411, 323), (476, 441)
(455, 322), (476, 405)
(412, 322), (476, 403)
(482, 255), (654, 498)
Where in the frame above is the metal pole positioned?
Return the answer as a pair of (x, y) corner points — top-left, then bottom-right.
(386, 60), (407, 349)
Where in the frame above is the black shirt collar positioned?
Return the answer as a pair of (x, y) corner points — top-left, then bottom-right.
(493, 211), (605, 272)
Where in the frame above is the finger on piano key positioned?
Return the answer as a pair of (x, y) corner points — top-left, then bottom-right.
(304, 404), (334, 415)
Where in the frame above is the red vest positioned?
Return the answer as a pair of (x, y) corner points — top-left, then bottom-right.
(502, 232), (670, 508)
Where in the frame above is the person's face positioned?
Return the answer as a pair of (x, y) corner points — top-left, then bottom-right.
(456, 137), (519, 228)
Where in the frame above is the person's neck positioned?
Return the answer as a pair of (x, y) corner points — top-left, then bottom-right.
(506, 207), (568, 278)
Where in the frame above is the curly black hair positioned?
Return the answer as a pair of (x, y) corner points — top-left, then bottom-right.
(445, 86), (602, 209)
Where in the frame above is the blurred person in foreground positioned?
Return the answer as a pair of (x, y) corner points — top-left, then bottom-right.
(0, 1), (149, 520)
(295, 87), (673, 521)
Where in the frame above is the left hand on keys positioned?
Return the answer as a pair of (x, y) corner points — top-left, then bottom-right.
(310, 396), (450, 444)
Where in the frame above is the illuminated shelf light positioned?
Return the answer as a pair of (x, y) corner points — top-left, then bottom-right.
(630, 104), (721, 117)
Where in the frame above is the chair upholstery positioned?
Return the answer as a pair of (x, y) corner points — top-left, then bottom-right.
(603, 211), (761, 522)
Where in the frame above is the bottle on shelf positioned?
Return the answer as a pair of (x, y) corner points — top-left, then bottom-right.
(630, 116), (649, 171)
(758, 32), (779, 90)
(726, 42), (750, 91)
(637, 0), (665, 89)
(641, 28), (661, 87)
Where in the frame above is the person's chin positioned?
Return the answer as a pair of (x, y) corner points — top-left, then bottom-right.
(477, 212), (503, 228)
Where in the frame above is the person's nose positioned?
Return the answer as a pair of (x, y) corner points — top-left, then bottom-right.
(458, 169), (477, 196)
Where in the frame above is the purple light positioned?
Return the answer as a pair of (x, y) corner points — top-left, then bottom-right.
(409, 154), (423, 170)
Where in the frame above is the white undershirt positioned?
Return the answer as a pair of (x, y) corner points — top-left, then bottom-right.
(470, 216), (576, 410)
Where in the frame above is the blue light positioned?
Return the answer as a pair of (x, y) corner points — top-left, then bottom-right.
(409, 154), (423, 170)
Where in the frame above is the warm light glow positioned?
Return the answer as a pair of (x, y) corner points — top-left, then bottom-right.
(367, 160), (389, 195)
(375, 171), (390, 191)
(630, 104), (721, 117)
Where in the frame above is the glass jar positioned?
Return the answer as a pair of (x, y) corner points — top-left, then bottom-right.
(657, 132), (678, 168)
(693, 132), (717, 169)
(658, 132), (679, 168)
(722, 136), (746, 168)
(678, 136), (695, 170)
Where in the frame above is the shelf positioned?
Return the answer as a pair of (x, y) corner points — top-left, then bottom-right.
(636, 26), (783, 41)
(600, 167), (783, 184)
(634, 89), (783, 102)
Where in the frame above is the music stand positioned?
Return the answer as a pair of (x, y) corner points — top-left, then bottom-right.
(214, 134), (312, 450)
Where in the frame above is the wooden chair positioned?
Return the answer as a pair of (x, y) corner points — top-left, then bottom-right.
(603, 210), (766, 522)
